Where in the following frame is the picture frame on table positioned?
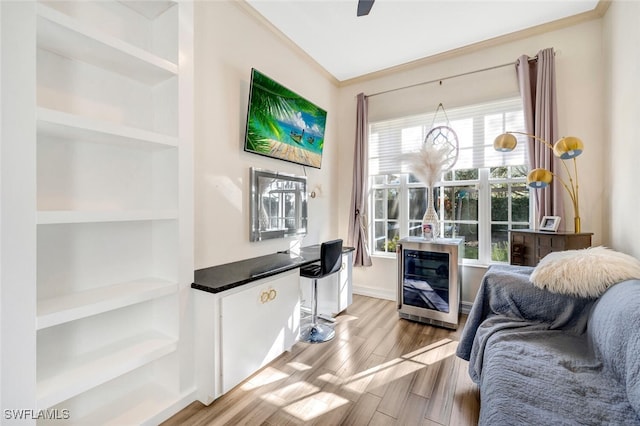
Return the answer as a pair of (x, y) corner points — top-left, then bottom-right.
(539, 216), (561, 232)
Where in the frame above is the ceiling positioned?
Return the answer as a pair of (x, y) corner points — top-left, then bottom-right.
(245, 0), (601, 82)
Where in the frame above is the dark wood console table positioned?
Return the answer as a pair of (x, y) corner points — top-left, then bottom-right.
(509, 229), (593, 266)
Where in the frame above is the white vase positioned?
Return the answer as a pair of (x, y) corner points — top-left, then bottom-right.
(422, 187), (440, 240)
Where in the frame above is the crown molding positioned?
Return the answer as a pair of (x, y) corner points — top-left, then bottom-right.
(234, 0), (340, 86)
(594, 0), (612, 17)
(340, 1), (611, 87)
(235, 0), (611, 88)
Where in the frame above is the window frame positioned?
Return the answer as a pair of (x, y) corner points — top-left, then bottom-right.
(367, 98), (532, 265)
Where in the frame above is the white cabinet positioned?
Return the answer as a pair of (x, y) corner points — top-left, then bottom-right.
(1, 1), (193, 424)
(300, 251), (353, 316)
(194, 269), (300, 404)
(221, 271), (300, 393)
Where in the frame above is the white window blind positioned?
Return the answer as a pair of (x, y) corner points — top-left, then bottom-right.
(369, 98), (526, 175)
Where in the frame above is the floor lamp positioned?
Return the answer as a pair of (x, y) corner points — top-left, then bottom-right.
(494, 132), (584, 233)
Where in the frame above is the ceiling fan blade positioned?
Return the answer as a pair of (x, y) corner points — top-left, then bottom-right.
(357, 0), (375, 16)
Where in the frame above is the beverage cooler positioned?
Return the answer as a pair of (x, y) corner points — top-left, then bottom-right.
(397, 237), (464, 329)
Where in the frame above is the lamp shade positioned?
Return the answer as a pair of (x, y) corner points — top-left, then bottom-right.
(553, 136), (584, 159)
(493, 133), (517, 152)
(527, 168), (553, 188)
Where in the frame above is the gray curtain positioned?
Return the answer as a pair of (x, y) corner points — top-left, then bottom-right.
(348, 93), (372, 267)
(516, 47), (564, 227)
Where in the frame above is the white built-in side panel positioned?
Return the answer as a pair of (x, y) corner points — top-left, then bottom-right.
(153, 74), (180, 139)
(150, 2), (179, 65)
(193, 290), (221, 405)
(341, 251), (353, 310)
(1, 1), (38, 418)
(175, 0), (196, 396)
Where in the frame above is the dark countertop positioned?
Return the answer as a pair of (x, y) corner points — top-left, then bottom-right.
(192, 245), (355, 294)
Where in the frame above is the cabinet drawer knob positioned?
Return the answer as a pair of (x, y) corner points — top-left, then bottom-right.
(260, 288), (277, 303)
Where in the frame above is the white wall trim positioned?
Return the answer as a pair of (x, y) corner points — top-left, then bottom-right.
(352, 285), (396, 302)
(150, 388), (197, 425)
(460, 301), (474, 316)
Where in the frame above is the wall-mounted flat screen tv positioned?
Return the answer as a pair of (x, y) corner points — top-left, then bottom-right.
(244, 68), (327, 169)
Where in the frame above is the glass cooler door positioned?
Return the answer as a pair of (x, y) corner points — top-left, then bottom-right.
(402, 249), (450, 313)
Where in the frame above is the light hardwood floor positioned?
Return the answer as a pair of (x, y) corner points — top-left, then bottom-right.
(163, 295), (480, 426)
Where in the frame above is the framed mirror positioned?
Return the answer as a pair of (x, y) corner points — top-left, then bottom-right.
(250, 168), (307, 241)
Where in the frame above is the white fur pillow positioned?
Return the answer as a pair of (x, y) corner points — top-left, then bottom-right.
(530, 246), (640, 298)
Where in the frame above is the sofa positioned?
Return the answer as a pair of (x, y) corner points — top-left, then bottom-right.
(457, 264), (640, 425)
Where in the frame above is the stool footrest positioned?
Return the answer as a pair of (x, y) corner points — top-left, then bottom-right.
(318, 314), (336, 323)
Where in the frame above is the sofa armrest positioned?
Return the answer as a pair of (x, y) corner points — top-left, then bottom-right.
(457, 264), (594, 362)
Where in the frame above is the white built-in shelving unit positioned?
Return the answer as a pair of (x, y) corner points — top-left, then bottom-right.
(1, 1), (194, 424)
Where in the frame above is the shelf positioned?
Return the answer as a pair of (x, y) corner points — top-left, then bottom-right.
(44, 383), (192, 426)
(36, 4), (177, 85)
(25, 1), (190, 421)
(122, 1), (177, 20)
(37, 209), (178, 224)
(37, 108), (178, 150)
(38, 383), (193, 426)
(37, 331), (177, 410)
(37, 278), (177, 330)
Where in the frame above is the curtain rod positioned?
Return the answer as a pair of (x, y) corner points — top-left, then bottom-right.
(366, 55), (541, 99)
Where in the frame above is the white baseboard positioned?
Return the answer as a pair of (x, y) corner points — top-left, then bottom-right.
(144, 388), (196, 426)
(460, 301), (473, 315)
(352, 285), (396, 302)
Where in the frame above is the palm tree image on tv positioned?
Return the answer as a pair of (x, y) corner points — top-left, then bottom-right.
(245, 69), (327, 168)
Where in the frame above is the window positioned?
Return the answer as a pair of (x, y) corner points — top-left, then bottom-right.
(369, 98), (530, 264)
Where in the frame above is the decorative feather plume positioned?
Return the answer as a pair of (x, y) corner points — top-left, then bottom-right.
(401, 144), (449, 188)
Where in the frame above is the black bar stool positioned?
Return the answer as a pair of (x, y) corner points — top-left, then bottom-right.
(299, 239), (343, 343)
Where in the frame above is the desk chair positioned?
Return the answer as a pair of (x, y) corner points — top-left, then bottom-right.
(299, 239), (343, 343)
